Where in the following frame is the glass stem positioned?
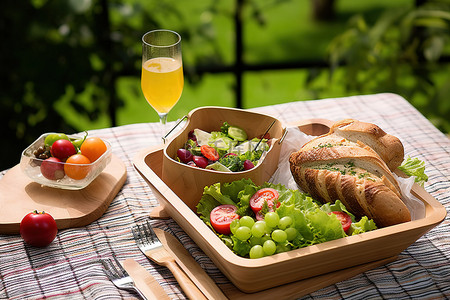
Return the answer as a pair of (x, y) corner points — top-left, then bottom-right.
(159, 113), (168, 144)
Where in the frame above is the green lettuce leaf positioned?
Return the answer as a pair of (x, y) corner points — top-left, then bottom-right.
(196, 179), (378, 258)
(348, 216), (377, 235)
(398, 156), (429, 187)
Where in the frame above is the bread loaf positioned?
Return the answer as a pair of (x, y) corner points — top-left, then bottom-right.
(289, 119), (410, 227)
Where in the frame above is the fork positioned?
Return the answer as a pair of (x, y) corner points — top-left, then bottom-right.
(101, 257), (147, 300)
(132, 220), (206, 300)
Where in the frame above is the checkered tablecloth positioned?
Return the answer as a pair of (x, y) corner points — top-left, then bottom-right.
(1, 93), (449, 299)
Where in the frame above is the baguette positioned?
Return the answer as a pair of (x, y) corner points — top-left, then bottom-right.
(329, 119), (404, 171)
(289, 120), (410, 227)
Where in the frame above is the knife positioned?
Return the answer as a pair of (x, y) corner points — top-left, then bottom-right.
(122, 258), (170, 300)
(153, 228), (228, 300)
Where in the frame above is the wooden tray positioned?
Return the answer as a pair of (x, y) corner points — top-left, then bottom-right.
(0, 154), (127, 234)
(133, 118), (447, 294)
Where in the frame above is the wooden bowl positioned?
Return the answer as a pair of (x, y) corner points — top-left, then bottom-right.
(134, 118), (447, 293)
(162, 106), (286, 210)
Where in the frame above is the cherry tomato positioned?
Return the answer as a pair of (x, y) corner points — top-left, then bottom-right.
(250, 188), (279, 214)
(80, 137), (107, 162)
(64, 154), (91, 180)
(200, 145), (219, 161)
(210, 205), (240, 235)
(330, 211), (352, 233)
(193, 156), (208, 168)
(177, 148), (193, 163)
(40, 157), (65, 180)
(44, 133), (69, 147)
(20, 211), (58, 247)
(51, 139), (77, 160)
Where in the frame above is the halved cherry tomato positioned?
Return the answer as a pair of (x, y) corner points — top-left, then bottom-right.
(249, 188), (279, 214)
(200, 145), (219, 161)
(210, 204), (240, 235)
(329, 211), (352, 233)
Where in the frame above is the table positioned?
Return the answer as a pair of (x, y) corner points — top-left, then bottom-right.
(1, 93), (449, 299)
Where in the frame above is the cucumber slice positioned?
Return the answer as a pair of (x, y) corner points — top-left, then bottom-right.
(228, 126), (247, 141)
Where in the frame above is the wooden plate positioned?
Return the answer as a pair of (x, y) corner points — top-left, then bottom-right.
(0, 154), (127, 234)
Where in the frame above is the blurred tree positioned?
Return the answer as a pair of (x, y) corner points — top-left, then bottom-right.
(311, 0), (336, 21)
(0, 0), (161, 170)
(312, 0), (450, 133)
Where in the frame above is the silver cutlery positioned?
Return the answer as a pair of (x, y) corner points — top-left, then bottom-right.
(132, 220), (206, 300)
(101, 257), (147, 300)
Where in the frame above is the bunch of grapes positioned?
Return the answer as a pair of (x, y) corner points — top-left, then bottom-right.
(230, 212), (299, 259)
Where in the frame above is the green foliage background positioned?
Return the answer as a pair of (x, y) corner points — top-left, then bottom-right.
(1, 0), (449, 171)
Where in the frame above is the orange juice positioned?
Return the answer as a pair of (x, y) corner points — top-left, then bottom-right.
(141, 57), (184, 114)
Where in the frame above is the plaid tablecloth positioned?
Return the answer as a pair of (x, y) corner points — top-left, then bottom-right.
(1, 93), (449, 299)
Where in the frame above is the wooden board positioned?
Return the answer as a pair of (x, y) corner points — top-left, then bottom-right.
(133, 117), (447, 294)
(0, 154), (127, 234)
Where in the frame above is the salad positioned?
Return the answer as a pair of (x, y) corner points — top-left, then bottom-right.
(196, 179), (377, 259)
(175, 122), (271, 172)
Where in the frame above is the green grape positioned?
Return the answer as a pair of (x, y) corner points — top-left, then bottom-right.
(230, 219), (240, 235)
(271, 229), (287, 243)
(265, 212), (279, 228)
(278, 216), (293, 230)
(251, 222), (266, 238)
(285, 227), (298, 241)
(235, 226), (252, 241)
(276, 243), (291, 254)
(249, 236), (262, 246)
(260, 233), (271, 244)
(262, 240), (276, 256)
(239, 216), (255, 229)
(249, 245), (264, 259)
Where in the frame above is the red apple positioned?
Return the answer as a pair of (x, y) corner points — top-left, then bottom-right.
(40, 157), (65, 180)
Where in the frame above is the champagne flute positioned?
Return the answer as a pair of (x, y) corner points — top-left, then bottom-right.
(141, 29), (184, 142)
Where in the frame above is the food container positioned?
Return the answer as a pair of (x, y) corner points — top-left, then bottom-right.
(134, 118), (447, 293)
(20, 133), (112, 190)
(162, 106), (286, 210)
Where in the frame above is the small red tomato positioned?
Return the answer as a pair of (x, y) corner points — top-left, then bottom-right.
(330, 211), (352, 233)
(51, 139), (77, 160)
(40, 157), (65, 180)
(210, 205), (240, 235)
(20, 211), (58, 247)
(249, 188), (279, 214)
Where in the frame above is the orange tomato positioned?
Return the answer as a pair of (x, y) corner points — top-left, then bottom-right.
(80, 137), (107, 162)
(64, 154), (91, 180)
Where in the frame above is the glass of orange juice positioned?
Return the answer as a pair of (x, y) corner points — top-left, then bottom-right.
(141, 29), (184, 142)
